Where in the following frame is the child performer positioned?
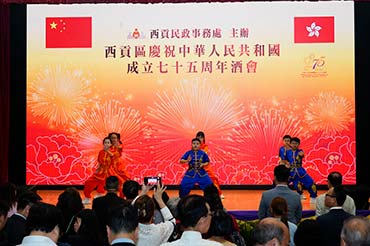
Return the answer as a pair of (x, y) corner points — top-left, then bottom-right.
(278, 135), (292, 166)
(179, 138), (213, 198)
(287, 137), (317, 203)
(108, 132), (131, 197)
(196, 131), (224, 199)
(83, 137), (114, 204)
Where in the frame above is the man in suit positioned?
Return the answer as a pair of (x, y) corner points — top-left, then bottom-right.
(18, 202), (63, 246)
(5, 190), (42, 245)
(315, 171), (356, 216)
(258, 165), (302, 224)
(106, 203), (138, 246)
(316, 185), (353, 246)
(92, 175), (126, 245)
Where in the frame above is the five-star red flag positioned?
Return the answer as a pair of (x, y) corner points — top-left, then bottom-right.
(46, 17), (92, 48)
(294, 16), (334, 43)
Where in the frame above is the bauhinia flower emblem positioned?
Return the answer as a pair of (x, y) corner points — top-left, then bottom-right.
(306, 22), (322, 37)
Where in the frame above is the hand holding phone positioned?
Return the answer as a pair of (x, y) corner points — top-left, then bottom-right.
(144, 176), (162, 186)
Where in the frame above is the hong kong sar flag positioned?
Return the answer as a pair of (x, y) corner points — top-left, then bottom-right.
(294, 16), (334, 43)
(45, 17), (92, 48)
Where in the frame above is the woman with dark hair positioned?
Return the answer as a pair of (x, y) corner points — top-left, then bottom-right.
(196, 131), (223, 199)
(133, 183), (175, 246)
(56, 187), (84, 241)
(207, 209), (237, 246)
(203, 184), (246, 246)
(66, 209), (104, 246)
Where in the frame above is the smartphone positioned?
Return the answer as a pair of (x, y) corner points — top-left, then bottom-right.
(144, 176), (162, 186)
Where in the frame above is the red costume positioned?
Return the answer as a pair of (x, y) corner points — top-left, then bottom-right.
(110, 145), (130, 197)
(200, 142), (222, 196)
(83, 149), (114, 198)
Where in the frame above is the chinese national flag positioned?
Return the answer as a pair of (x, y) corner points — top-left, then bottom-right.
(46, 17), (92, 48)
(294, 16), (334, 43)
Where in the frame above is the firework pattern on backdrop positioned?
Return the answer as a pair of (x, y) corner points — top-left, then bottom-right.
(26, 68), (356, 185)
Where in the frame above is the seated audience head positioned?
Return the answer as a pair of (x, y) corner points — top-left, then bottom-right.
(253, 217), (289, 246)
(56, 187), (83, 234)
(177, 194), (212, 234)
(16, 190), (42, 217)
(166, 197), (180, 219)
(203, 184), (224, 211)
(274, 165), (290, 184)
(207, 209), (234, 238)
(0, 201), (10, 231)
(106, 203), (139, 244)
(293, 219), (322, 246)
(341, 216), (370, 246)
(73, 209), (103, 243)
(122, 180), (140, 200)
(153, 190), (169, 211)
(0, 182), (17, 209)
(105, 175), (120, 192)
(327, 171), (343, 188)
(325, 185), (347, 208)
(269, 196), (289, 227)
(25, 202), (63, 243)
(134, 195), (155, 224)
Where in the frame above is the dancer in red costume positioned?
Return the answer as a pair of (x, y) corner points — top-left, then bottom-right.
(83, 137), (114, 204)
(108, 132), (131, 197)
(196, 131), (224, 199)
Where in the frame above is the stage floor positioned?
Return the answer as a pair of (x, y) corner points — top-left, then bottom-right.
(38, 189), (325, 211)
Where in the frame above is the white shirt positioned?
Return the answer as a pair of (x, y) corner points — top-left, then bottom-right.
(137, 206), (176, 246)
(315, 193), (356, 216)
(18, 235), (57, 246)
(160, 231), (223, 246)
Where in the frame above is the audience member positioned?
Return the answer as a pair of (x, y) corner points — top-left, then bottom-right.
(0, 182), (17, 218)
(19, 202), (63, 246)
(166, 197), (180, 220)
(56, 187), (84, 239)
(293, 219), (322, 246)
(133, 183), (175, 246)
(315, 171), (356, 216)
(0, 201), (10, 246)
(161, 194), (222, 245)
(122, 180), (140, 203)
(316, 185), (353, 246)
(340, 216), (370, 246)
(258, 165), (302, 224)
(92, 175), (126, 245)
(269, 196), (297, 246)
(106, 203), (139, 246)
(153, 190), (170, 224)
(252, 217), (289, 246)
(5, 190), (42, 245)
(207, 209), (237, 246)
(66, 208), (104, 246)
(203, 184), (246, 246)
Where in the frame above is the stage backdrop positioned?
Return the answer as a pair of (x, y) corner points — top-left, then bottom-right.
(26, 1), (356, 185)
